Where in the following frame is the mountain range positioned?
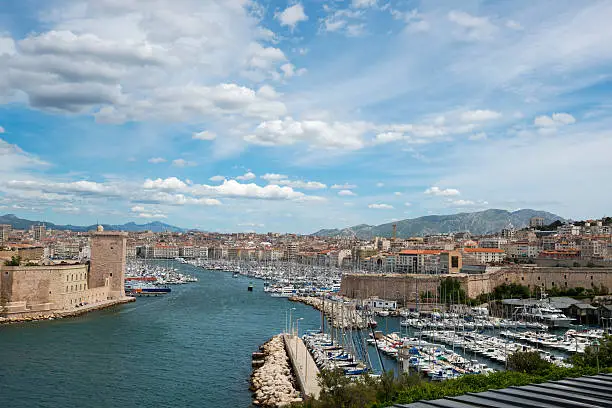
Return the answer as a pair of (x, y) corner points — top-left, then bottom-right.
(312, 209), (564, 239)
(0, 214), (185, 233)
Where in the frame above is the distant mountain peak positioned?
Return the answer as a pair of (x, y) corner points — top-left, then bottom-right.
(0, 214), (185, 233)
(312, 208), (564, 239)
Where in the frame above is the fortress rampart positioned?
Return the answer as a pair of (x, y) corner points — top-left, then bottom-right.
(0, 230), (131, 321)
(340, 266), (612, 303)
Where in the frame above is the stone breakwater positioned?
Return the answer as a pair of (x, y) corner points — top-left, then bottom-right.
(289, 296), (367, 329)
(251, 335), (302, 407)
(0, 297), (135, 325)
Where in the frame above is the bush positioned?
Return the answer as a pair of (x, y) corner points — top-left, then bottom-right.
(570, 335), (612, 370)
(507, 351), (552, 373)
(4, 255), (21, 266)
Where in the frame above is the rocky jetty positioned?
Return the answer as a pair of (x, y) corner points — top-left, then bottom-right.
(289, 296), (367, 329)
(251, 335), (302, 407)
(0, 297), (135, 325)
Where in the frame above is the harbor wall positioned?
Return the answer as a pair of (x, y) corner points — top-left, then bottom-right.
(0, 231), (131, 322)
(340, 266), (612, 302)
(282, 334), (320, 400)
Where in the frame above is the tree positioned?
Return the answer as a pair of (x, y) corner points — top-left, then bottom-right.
(4, 255), (21, 266)
(439, 278), (466, 305)
(570, 335), (612, 370)
(507, 351), (552, 373)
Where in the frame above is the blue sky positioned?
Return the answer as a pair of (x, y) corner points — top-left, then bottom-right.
(1, 0), (612, 233)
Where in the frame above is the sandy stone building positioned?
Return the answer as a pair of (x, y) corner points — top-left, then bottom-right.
(0, 228), (130, 319)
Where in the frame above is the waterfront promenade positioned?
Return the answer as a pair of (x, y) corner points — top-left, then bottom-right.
(283, 334), (321, 400)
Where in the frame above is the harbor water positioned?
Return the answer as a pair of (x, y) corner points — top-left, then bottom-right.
(0, 263), (325, 408)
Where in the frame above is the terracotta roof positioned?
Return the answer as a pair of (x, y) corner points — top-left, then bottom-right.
(399, 249), (442, 255)
(463, 248), (505, 253)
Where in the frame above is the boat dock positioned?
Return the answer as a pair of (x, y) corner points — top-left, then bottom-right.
(283, 334), (321, 400)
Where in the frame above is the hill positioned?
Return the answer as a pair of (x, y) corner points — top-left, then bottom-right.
(312, 209), (564, 239)
(0, 214), (184, 233)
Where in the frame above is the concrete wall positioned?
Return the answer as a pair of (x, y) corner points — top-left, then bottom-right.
(340, 266), (612, 303)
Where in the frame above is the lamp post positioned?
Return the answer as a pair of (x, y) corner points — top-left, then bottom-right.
(295, 317), (304, 338)
(286, 307), (296, 334)
(591, 340), (600, 373)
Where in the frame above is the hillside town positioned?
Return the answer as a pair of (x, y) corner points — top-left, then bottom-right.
(2, 216), (611, 272)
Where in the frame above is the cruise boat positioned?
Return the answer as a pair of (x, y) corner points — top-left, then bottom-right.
(125, 282), (171, 296)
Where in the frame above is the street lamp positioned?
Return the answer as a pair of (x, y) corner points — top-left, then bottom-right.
(295, 317), (304, 337)
(286, 307), (296, 334)
(591, 340), (600, 373)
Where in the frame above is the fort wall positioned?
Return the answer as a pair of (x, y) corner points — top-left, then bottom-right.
(340, 266), (612, 304)
(0, 230), (132, 322)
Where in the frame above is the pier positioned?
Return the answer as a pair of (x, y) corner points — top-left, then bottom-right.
(289, 296), (368, 329)
(250, 335), (302, 407)
(283, 334), (321, 400)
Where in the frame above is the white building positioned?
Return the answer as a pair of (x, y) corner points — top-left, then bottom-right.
(462, 248), (506, 264)
(557, 224), (581, 236)
(153, 245), (180, 258)
(364, 298), (397, 310)
(479, 237), (508, 249)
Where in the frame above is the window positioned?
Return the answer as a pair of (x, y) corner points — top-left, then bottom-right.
(537, 276), (541, 281)
(521, 277), (524, 281)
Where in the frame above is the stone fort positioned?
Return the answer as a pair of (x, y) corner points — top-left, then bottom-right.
(0, 230), (129, 319)
(340, 266), (612, 304)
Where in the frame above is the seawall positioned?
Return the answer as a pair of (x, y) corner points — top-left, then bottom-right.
(0, 297), (135, 324)
(340, 266), (612, 303)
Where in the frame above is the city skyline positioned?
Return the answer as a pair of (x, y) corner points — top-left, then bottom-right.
(2, 0), (612, 233)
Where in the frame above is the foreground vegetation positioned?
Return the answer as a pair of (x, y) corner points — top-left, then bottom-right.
(294, 336), (612, 408)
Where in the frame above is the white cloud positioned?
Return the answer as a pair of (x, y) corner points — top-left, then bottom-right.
(394, 192), (402, 196)
(276, 3), (308, 29)
(237, 222), (264, 228)
(404, 202), (412, 206)
(534, 113), (576, 127)
(192, 130), (217, 141)
(143, 177), (322, 202)
(506, 20), (523, 30)
(460, 110), (502, 122)
(425, 186), (460, 196)
(469, 132), (487, 141)
(448, 10), (496, 41)
(135, 212), (167, 219)
(276, 179), (327, 190)
(338, 189), (356, 196)
(450, 199), (475, 206)
(236, 171), (256, 181)
(261, 173), (288, 181)
(172, 159), (197, 167)
(209, 175), (225, 182)
(0, 138), (48, 172)
(376, 182), (384, 187)
(331, 183), (357, 189)
(143, 177), (188, 191)
(368, 203), (394, 209)
(280, 63), (307, 78)
(0, 126), (5, 133)
(245, 117), (369, 150)
(148, 157), (166, 164)
(352, 0), (376, 7)
(374, 131), (405, 144)
(130, 205), (167, 219)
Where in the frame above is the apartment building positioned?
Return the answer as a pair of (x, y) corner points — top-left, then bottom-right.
(462, 248), (506, 264)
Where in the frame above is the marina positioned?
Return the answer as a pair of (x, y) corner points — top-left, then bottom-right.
(0, 262), (322, 408)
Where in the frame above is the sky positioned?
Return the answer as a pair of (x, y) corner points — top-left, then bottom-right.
(1, 0), (612, 233)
